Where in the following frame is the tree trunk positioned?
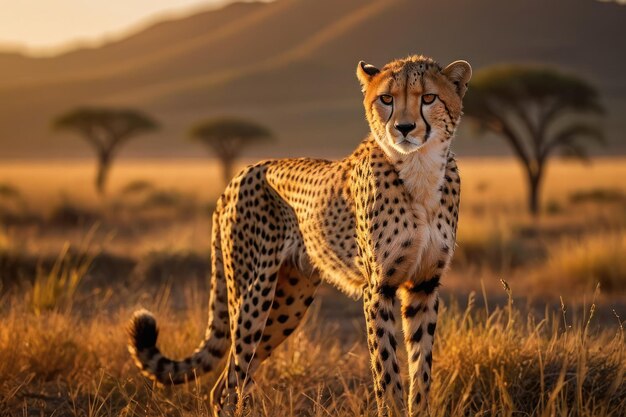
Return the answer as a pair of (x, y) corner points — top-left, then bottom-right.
(221, 156), (234, 186)
(527, 170), (543, 217)
(96, 152), (112, 196)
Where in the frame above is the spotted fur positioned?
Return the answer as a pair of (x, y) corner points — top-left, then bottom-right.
(128, 55), (471, 417)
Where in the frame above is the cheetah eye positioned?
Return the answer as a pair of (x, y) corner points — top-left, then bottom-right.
(422, 94), (436, 105)
(379, 94), (393, 105)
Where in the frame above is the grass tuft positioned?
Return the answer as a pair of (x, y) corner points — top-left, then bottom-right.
(535, 231), (626, 293)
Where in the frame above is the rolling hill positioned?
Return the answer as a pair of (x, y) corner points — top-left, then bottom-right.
(0, 0), (624, 159)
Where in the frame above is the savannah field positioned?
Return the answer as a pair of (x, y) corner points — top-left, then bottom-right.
(0, 157), (625, 416)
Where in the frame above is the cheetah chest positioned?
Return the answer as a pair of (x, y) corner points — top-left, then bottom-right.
(401, 189), (457, 282)
(394, 153), (458, 282)
(413, 214), (455, 280)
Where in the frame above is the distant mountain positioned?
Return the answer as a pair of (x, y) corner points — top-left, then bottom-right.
(0, 0), (624, 159)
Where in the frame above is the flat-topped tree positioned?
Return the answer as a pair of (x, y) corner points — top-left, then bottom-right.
(190, 117), (273, 184)
(463, 65), (604, 216)
(53, 107), (158, 195)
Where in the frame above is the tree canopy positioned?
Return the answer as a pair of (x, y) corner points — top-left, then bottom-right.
(53, 107), (158, 194)
(190, 118), (272, 143)
(53, 107), (158, 150)
(190, 117), (273, 183)
(463, 65), (604, 215)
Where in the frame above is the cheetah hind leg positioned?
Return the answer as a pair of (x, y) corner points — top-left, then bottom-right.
(211, 261), (284, 415)
(255, 261), (320, 363)
(211, 262), (320, 416)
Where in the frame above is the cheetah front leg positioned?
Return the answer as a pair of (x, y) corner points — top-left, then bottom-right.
(364, 284), (406, 416)
(399, 284), (439, 417)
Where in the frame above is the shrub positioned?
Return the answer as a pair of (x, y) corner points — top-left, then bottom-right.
(535, 231), (626, 292)
(119, 179), (154, 196)
(48, 199), (99, 227)
(569, 188), (624, 204)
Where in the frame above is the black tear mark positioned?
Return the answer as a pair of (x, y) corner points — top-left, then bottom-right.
(420, 103), (431, 142)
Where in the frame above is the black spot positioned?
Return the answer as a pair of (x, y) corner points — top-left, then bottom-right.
(412, 327), (423, 343)
(426, 352), (433, 367)
(380, 309), (389, 321)
(408, 276), (441, 295)
(209, 347), (223, 357)
(403, 305), (420, 318)
(378, 285), (397, 299)
(388, 334), (397, 350)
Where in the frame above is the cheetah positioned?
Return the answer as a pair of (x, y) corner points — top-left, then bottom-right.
(128, 55), (471, 417)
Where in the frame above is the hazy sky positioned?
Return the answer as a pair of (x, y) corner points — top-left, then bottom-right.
(0, 0), (230, 55)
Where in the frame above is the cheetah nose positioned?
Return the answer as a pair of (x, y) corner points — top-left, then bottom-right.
(395, 122), (416, 137)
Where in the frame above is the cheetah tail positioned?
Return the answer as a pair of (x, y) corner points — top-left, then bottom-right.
(129, 209), (230, 385)
(127, 308), (229, 385)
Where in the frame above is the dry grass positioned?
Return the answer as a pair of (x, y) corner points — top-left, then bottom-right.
(0, 277), (624, 417)
(534, 231), (626, 294)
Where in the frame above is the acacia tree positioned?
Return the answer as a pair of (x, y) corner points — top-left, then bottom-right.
(190, 117), (272, 184)
(463, 66), (604, 216)
(53, 107), (158, 195)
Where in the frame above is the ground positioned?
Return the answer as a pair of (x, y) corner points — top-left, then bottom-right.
(0, 157), (625, 416)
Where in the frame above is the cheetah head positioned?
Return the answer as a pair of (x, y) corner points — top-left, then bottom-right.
(356, 55), (471, 157)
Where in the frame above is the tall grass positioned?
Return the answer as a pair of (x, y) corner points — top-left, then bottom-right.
(29, 227), (99, 314)
(1, 279), (623, 416)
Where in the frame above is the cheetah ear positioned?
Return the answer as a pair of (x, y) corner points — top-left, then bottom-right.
(356, 61), (380, 91)
(443, 60), (472, 98)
